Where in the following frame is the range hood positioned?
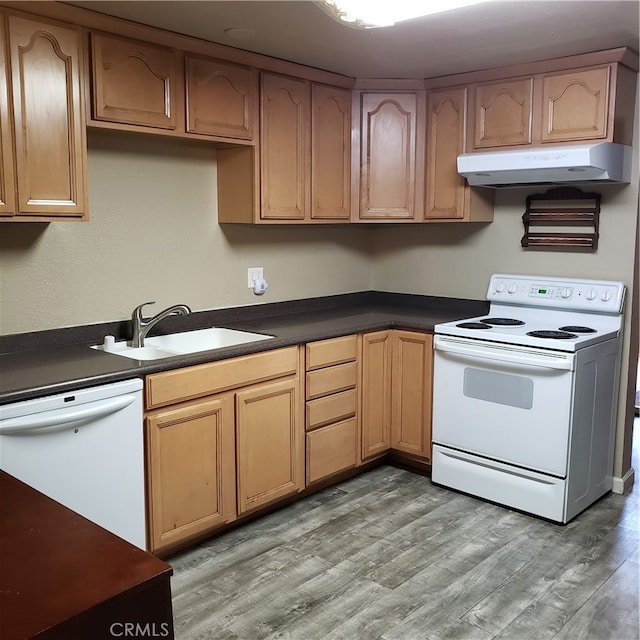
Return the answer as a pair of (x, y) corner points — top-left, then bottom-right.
(457, 142), (632, 188)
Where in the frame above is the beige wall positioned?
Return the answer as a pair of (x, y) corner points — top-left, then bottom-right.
(0, 130), (373, 334)
(370, 96), (640, 483)
(0, 108), (637, 484)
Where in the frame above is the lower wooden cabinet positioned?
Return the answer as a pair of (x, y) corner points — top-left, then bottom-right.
(304, 335), (359, 484)
(306, 417), (358, 484)
(391, 331), (433, 462)
(361, 330), (434, 463)
(146, 394), (236, 553)
(236, 377), (304, 514)
(144, 346), (302, 552)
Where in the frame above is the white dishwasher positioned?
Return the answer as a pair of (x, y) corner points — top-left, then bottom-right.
(0, 378), (146, 549)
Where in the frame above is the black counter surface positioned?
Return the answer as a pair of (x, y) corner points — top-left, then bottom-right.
(0, 292), (487, 404)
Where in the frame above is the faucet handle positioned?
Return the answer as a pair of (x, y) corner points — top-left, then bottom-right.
(132, 301), (156, 320)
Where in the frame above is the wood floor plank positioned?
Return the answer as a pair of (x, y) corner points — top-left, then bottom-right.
(169, 455), (640, 640)
(552, 558), (640, 640)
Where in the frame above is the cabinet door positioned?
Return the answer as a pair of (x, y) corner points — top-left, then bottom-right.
(8, 16), (86, 217)
(236, 377), (303, 513)
(306, 417), (358, 484)
(360, 93), (417, 219)
(91, 33), (178, 129)
(472, 78), (533, 149)
(541, 67), (610, 143)
(146, 395), (236, 553)
(186, 56), (258, 140)
(260, 73), (310, 220)
(0, 18), (16, 216)
(311, 84), (351, 220)
(391, 331), (433, 461)
(425, 88), (467, 220)
(360, 331), (392, 460)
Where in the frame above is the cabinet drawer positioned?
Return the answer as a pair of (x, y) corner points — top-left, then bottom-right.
(306, 335), (357, 370)
(306, 388), (356, 430)
(306, 417), (357, 484)
(146, 346), (299, 409)
(306, 362), (357, 400)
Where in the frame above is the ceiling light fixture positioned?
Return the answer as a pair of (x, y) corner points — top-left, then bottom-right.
(318, 0), (490, 28)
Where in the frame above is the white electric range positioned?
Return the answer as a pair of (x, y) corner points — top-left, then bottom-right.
(431, 274), (625, 523)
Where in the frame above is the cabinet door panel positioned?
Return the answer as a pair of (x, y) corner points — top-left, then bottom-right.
(306, 418), (358, 484)
(186, 57), (257, 140)
(391, 331), (433, 461)
(260, 73), (310, 220)
(306, 388), (357, 430)
(306, 362), (357, 400)
(0, 18), (16, 216)
(306, 335), (357, 370)
(91, 33), (177, 129)
(146, 395), (236, 553)
(425, 88), (466, 220)
(541, 67), (610, 143)
(311, 84), (351, 220)
(360, 93), (417, 219)
(473, 78), (533, 148)
(360, 331), (392, 459)
(9, 16), (86, 216)
(236, 377), (303, 513)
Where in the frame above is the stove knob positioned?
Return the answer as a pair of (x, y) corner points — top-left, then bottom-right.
(601, 289), (612, 302)
(507, 283), (518, 294)
(586, 288), (597, 301)
(494, 282), (505, 294)
(560, 287), (572, 299)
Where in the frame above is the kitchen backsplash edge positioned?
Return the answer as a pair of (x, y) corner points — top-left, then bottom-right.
(0, 291), (487, 355)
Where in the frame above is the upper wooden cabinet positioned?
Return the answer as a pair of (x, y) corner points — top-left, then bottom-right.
(218, 74), (352, 224)
(540, 67), (610, 143)
(186, 56), (258, 141)
(425, 87), (493, 222)
(359, 92), (421, 220)
(1, 14), (87, 221)
(90, 32), (179, 130)
(311, 84), (351, 220)
(467, 62), (636, 151)
(260, 72), (311, 221)
(0, 16), (15, 217)
(471, 78), (533, 149)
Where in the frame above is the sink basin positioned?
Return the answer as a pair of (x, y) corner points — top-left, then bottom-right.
(92, 327), (273, 361)
(145, 327), (273, 353)
(91, 344), (182, 361)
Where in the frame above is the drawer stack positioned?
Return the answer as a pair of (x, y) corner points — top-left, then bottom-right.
(305, 335), (359, 484)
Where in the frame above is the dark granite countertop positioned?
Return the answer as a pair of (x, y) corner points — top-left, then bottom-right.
(0, 292), (487, 404)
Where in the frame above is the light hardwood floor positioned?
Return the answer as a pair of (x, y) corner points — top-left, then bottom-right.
(170, 420), (639, 640)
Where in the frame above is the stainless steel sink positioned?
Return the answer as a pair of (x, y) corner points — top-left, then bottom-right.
(92, 327), (273, 361)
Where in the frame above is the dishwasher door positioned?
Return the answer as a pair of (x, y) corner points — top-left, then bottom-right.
(0, 379), (146, 549)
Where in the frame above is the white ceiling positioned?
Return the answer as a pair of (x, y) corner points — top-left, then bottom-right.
(68, 0), (640, 79)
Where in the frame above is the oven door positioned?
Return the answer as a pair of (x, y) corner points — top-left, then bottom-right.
(432, 335), (576, 477)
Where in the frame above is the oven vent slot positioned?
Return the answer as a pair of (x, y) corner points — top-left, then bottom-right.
(521, 187), (600, 251)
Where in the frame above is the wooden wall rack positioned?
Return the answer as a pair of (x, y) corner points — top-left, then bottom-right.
(521, 187), (601, 250)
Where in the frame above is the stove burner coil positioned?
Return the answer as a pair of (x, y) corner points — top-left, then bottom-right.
(480, 318), (525, 326)
(457, 322), (492, 329)
(559, 325), (596, 333)
(527, 330), (578, 339)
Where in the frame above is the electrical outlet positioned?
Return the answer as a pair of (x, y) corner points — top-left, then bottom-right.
(247, 267), (263, 288)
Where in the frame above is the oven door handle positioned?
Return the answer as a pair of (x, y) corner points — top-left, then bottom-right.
(434, 336), (575, 371)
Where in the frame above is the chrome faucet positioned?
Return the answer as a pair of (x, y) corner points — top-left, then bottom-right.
(131, 301), (191, 348)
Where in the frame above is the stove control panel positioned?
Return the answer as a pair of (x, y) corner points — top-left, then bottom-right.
(488, 275), (625, 313)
